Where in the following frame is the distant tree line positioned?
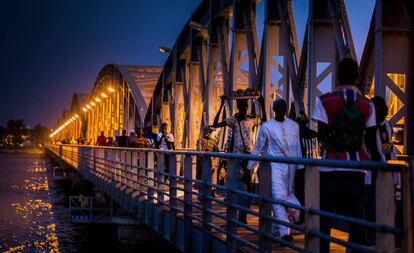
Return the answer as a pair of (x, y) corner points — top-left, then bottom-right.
(0, 119), (50, 148)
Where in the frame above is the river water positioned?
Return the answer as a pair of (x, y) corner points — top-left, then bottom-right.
(0, 152), (177, 253)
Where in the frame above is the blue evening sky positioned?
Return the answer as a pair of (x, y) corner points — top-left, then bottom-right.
(0, 0), (374, 127)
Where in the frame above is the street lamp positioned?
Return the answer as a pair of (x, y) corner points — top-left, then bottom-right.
(159, 46), (172, 54)
(188, 21), (208, 38)
(188, 21), (205, 31)
(158, 46), (174, 126)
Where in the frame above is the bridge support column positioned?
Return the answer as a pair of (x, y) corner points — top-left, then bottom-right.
(116, 223), (156, 246)
(262, 0), (300, 119)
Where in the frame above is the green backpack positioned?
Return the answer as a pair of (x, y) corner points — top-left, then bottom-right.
(329, 97), (365, 152)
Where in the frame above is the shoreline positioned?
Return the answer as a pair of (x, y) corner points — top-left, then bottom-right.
(0, 147), (45, 155)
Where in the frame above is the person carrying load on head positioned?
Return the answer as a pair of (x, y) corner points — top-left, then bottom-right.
(213, 88), (266, 224)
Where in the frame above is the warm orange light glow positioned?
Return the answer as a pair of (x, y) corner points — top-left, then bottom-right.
(95, 97), (102, 103)
(108, 87), (115, 92)
(90, 101), (96, 106)
(86, 105), (92, 109)
(75, 114), (79, 118)
(101, 92), (108, 98)
(82, 107), (88, 112)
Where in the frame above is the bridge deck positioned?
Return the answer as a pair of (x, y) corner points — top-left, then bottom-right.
(143, 186), (350, 253)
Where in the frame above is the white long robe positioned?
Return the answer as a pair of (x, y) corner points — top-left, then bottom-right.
(248, 118), (302, 236)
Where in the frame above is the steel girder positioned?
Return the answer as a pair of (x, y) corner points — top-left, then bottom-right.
(261, 0), (300, 119)
(359, 0), (413, 154)
(300, 0), (357, 117)
(145, 0), (413, 152)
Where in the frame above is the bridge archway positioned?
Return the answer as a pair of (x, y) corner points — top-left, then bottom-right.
(83, 64), (162, 141)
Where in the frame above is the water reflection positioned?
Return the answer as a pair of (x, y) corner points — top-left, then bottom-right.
(1, 155), (59, 252)
(1, 153), (179, 253)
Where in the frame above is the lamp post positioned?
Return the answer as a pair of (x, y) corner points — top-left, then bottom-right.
(158, 46), (174, 128)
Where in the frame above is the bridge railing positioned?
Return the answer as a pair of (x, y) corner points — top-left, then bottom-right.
(47, 144), (411, 253)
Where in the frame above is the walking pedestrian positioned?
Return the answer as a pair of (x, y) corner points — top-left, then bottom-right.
(295, 109), (319, 223)
(143, 125), (157, 148)
(107, 136), (115, 146)
(195, 126), (219, 198)
(370, 96), (401, 238)
(95, 131), (107, 146)
(213, 95), (266, 224)
(248, 98), (302, 242)
(134, 128), (148, 148)
(157, 123), (175, 182)
(311, 58), (381, 252)
(117, 129), (129, 147)
(128, 129), (136, 147)
(157, 123), (175, 150)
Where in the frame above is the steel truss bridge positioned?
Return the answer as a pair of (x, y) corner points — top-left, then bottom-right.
(50, 0), (413, 155)
(47, 0), (414, 252)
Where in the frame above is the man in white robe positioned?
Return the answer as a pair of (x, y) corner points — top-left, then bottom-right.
(248, 98), (302, 241)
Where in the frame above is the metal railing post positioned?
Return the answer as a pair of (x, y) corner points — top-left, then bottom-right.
(71, 145), (74, 165)
(183, 155), (193, 253)
(123, 150), (132, 208)
(402, 160), (413, 253)
(138, 151), (146, 220)
(147, 151), (155, 228)
(126, 150), (132, 188)
(258, 161), (272, 253)
(93, 147), (96, 177)
(157, 152), (166, 234)
(59, 145), (62, 158)
(226, 158), (238, 253)
(111, 149), (119, 200)
(202, 156), (213, 253)
(169, 154), (178, 244)
(130, 150), (139, 212)
(304, 165), (320, 253)
(375, 170), (395, 252)
(102, 148), (108, 187)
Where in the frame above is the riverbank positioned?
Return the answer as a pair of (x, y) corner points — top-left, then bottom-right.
(0, 147), (44, 155)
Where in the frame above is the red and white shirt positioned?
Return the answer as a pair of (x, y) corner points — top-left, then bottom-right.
(311, 85), (376, 172)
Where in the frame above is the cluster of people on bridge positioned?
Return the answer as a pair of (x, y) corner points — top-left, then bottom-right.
(205, 58), (397, 250)
(84, 58), (397, 250)
(93, 123), (175, 151)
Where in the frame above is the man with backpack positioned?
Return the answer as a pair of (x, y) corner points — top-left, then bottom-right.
(311, 58), (381, 252)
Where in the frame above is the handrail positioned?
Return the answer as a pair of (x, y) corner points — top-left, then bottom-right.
(54, 144), (406, 171)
